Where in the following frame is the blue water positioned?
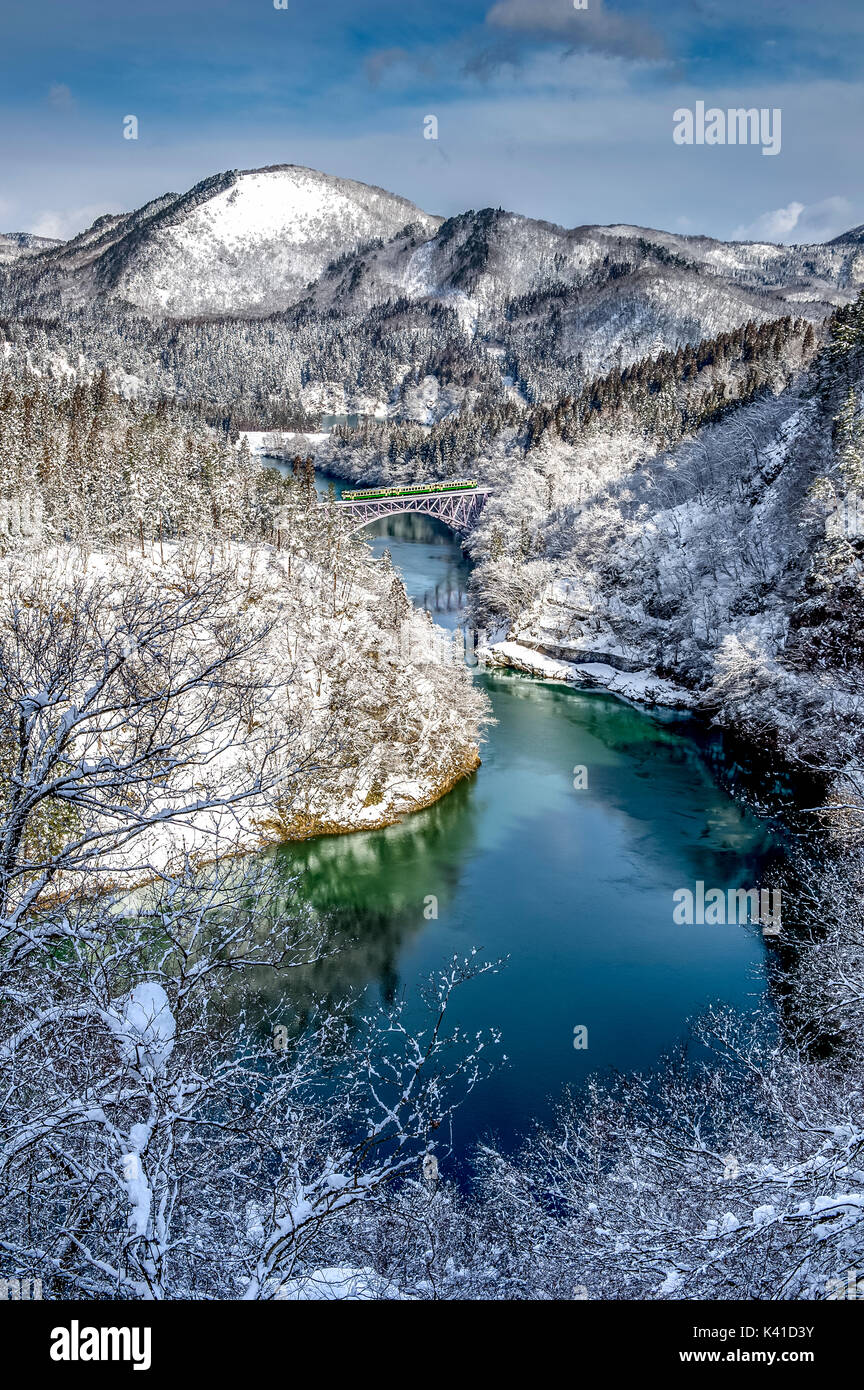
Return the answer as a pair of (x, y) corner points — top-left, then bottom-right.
(266, 457), (471, 629)
(258, 461), (777, 1167)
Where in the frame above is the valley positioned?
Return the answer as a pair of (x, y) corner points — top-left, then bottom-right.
(1, 162), (863, 1303)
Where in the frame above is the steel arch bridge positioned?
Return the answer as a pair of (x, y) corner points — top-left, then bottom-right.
(322, 487), (490, 536)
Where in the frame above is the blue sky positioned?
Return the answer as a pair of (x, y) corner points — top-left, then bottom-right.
(1, 0), (862, 243)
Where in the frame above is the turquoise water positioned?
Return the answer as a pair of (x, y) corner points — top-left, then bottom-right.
(319, 412), (360, 430)
(360, 511), (471, 630)
(259, 461), (777, 1166)
(267, 457), (471, 629)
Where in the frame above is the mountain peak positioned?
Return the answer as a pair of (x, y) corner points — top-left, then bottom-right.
(103, 165), (442, 316)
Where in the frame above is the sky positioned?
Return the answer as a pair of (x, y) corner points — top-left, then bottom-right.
(1, 0), (862, 244)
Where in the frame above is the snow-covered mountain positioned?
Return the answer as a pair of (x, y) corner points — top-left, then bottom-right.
(8, 164), (864, 330)
(13, 166), (442, 316)
(304, 205), (864, 377)
(311, 206), (864, 314)
(7, 164), (864, 420)
(0, 232), (64, 263)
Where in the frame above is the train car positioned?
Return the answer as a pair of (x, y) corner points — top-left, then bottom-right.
(341, 479), (478, 502)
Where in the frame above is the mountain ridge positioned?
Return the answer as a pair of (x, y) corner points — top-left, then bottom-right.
(6, 164), (864, 325)
(4, 164), (864, 415)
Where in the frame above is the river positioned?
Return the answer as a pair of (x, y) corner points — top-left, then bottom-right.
(261, 460), (781, 1170)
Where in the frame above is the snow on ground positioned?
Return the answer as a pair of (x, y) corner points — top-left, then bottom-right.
(33, 531), (486, 892)
(239, 429), (329, 456)
(114, 167), (440, 317)
(487, 640), (694, 709)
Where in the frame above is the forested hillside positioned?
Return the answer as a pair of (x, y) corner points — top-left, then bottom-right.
(0, 359), (489, 846)
(463, 294), (864, 834)
(4, 163), (861, 435)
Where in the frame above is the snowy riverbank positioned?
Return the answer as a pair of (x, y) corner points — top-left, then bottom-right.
(485, 639), (695, 709)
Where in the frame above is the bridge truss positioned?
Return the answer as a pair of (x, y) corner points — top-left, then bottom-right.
(323, 488), (490, 536)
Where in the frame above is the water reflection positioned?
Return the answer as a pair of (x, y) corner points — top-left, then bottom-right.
(262, 459), (472, 630)
(359, 513), (471, 634)
(254, 673), (776, 1165)
(251, 458), (783, 1168)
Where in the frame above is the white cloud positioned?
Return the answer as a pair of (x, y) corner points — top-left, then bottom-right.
(485, 0), (667, 61)
(29, 203), (118, 240)
(733, 196), (856, 244)
(733, 201), (805, 242)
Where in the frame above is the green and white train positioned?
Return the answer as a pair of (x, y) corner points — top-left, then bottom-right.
(341, 479), (478, 502)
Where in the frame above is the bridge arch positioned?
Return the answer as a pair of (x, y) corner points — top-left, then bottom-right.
(323, 487), (490, 537)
